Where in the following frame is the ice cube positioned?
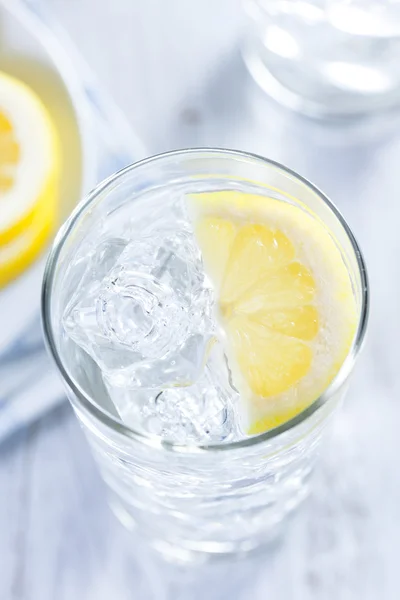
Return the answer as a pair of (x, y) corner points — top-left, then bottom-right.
(106, 343), (239, 443)
(63, 222), (214, 389)
(63, 237), (128, 309)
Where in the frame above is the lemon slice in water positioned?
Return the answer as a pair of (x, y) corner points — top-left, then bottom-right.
(191, 191), (357, 434)
(0, 71), (59, 288)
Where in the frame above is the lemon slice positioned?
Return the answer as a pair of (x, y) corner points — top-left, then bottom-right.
(191, 191), (357, 434)
(0, 71), (59, 288)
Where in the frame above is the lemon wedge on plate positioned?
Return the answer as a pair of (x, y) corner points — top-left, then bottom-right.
(0, 71), (59, 288)
(191, 191), (358, 434)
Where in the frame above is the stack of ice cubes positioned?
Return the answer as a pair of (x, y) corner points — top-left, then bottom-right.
(62, 194), (239, 443)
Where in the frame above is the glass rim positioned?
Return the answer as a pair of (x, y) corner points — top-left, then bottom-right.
(41, 148), (369, 454)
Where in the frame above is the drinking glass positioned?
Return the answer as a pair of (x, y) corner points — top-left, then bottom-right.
(42, 149), (368, 560)
(243, 0), (400, 117)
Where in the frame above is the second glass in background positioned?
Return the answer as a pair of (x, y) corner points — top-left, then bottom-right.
(243, 0), (400, 117)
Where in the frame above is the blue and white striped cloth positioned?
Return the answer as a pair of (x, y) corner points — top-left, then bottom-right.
(0, 317), (65, 440)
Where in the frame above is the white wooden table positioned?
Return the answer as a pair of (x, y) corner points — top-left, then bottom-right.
(1, 0), (400, 598)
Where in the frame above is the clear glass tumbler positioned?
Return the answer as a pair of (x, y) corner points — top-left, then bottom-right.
(42, 149), (368, 560)
(243, 0), (400, 117)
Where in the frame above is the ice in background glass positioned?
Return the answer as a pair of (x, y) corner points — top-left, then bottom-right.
(243, 0), (400, 117)
(42, 150), (368, 559)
